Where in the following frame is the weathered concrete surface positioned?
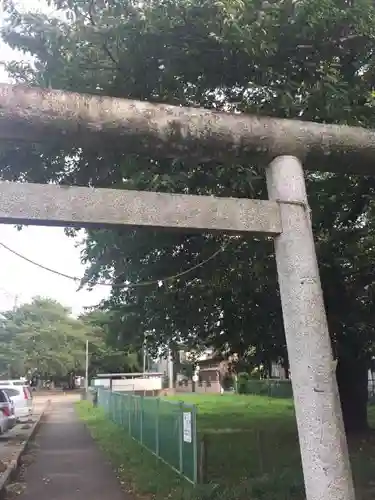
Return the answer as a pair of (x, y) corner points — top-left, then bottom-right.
(266, 156), (355, 500)
(0, 181), (282, 235)
(0, 83), (375, 173)
(17, 400), (128, 500)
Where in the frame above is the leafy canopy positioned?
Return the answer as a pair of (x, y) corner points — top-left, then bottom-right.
(2, 0), (375, 371)
(0, 297), (88, 378)
(0, 297), (140, 379)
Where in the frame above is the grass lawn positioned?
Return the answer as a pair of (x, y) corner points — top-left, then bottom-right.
(167, 394), (304, 499)
(76, 395), (375, 500)
(169, 394), (375, 499)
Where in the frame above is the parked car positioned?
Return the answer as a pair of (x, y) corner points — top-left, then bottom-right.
(0, 389), (16, 434)
(0, 379), (29, 387)
(0, 385), (33, 421)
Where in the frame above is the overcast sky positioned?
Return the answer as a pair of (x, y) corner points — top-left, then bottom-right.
(0, 0), (109, 315)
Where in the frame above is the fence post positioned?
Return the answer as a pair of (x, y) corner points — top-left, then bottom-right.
(192, 405), (198, 484)
(179, 402), (183, 474)
(155, 398), (160, 457)
(125, 395), (128, 430)
(121, 395), (125, 427)
(140, 397), (144, 445)
(128, 395), (132, 434)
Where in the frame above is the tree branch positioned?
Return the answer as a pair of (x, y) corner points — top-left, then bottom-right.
(87, 0), (122, 72)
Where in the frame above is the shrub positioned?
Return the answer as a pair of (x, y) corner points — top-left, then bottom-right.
(245, 379), (293, 398)
(237, 372), (250, 394)
(234, 376), (293, 398)
(222, 373), (235, 390)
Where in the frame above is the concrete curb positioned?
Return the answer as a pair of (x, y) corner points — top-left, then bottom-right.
(0, 400), (51, 498)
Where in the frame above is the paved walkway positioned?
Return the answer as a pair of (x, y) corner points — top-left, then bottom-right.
(19, 401), (127, 500)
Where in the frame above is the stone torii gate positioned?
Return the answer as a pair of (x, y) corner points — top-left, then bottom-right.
(0, 84), (371, 500)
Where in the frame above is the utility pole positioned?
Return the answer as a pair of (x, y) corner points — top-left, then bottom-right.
(85, 340), (89, 394)
(143, 335), (147, 373)
(168, 347), (174, 389)
(143, 346), (146, 373)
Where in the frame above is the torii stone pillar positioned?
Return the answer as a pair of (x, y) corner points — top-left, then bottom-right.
(266, 156), (355, 500)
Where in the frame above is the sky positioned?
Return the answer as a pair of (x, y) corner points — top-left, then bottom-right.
(0, 0), (109, 315)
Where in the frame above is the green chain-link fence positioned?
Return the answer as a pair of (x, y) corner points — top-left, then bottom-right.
(97, 388), (198, 483)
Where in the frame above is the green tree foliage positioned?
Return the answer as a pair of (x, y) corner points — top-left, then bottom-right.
(0, 297), (88, 380)
(0, 298), (139, 382)
(80, 310), (141, 376)
(2, 0), (375, 430)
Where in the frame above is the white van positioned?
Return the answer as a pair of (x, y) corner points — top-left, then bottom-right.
(0, 383), (33, 421)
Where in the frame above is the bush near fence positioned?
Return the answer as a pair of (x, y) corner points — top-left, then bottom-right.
(97, 388), (198, 484)
(238, 378), (293, 398)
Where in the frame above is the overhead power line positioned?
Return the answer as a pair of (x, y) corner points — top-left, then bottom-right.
(0, 240), (225, 289)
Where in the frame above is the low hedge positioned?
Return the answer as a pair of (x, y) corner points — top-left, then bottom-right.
(239, 378), (293, 398)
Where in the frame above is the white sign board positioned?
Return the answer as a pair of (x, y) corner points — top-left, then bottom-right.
(183, 412), (192, 443)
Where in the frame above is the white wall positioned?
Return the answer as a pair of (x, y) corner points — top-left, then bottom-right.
(93, 376), (163, 392)
(113, 377), (162, 392)
(93, 378), (110, 388)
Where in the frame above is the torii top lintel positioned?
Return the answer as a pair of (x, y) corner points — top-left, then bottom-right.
(0, 84), (374, 175)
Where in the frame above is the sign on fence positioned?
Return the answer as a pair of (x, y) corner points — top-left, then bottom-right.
(183, 412), (192, 443)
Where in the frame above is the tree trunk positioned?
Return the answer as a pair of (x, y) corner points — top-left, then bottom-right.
(281, 356), (290, 379)
(264, 359), (272, 378)
(1, 84), (375, 174)
(336, 357), (369, 434)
